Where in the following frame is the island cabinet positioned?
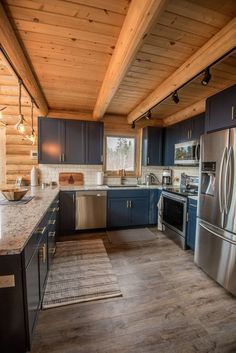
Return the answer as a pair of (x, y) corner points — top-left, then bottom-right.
(186, 198), (198, 251)
(142, 126), (163, 166)
(107, 189), (149, 228)
(59, 191), (76, 235)
(149, 189), (162, 225)
(205, 84), (236, 133)
(0, 195), (59, 353)
(38, 117), (104, 165)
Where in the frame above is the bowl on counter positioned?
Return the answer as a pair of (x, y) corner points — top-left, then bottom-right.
(1, 188), (28, 201)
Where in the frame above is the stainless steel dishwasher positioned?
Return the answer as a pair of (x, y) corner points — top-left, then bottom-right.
(75, 191), (107, 230)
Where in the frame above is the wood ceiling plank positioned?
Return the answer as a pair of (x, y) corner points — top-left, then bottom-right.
(93, 0), (168, 120)
(62, 0), (130, 15)
(128, 18), (236, 123)
(163, 99), (205, 125)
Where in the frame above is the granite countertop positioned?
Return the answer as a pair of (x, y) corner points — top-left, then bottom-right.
(59, 184), (163, 191)
(0, 187), (59, 256)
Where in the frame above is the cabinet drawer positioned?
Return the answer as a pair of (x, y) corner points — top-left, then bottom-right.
(108, 189), (149, 199)
(24, 226), (47, 268)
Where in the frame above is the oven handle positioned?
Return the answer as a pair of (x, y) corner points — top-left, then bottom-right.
(162, 192), (187, 204)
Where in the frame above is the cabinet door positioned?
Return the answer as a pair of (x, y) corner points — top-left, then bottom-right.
(48, 221), (56, 268)
(38, 117), (63, 164)
(86, 121), (104, 164)
(178, 119), (192, 142)
(107, 198), (130, 228)
(163, 124), (179, 166)
(38, 233), (48, 299)
(64, 120), (86, 164)
(205, 84), (236, 132)
(130, 197), (149, 226)
(187, 203), (197, 251)
(192, 113), (205, 140)
(149, 189), (162, 225)
(142, 127), (163, 166)
(59, 192), (75, 235)
(25, 249), (40, 342)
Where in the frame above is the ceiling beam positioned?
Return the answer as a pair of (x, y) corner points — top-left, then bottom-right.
(163, 99), (205, 127)
(128, 17), (236, 124)
(0, 3), (48, 116)
(92, 0), (168, 120)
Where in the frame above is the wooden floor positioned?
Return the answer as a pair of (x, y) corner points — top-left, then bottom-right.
(32, 230), (236, 353)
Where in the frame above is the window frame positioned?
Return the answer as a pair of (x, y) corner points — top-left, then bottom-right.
(105, 134), (137, 176)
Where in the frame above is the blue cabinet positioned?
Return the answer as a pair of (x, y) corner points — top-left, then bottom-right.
(163, 124), (179, 166)
(107, 189), (149, 228)
(38, 117), (104, 165)
(142, 127), (163, 166)
(205, 84), (236, 133)
(59, 192), (75, 235)
(149, 189), (162, 225)
(186, 198), (197, 251)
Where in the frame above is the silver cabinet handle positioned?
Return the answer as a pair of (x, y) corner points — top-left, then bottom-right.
(48, 219), (56, 225)
(147, 157), (150, 165)
(62, 153), (65, 162)
(126, 200), (129, 208)
(49, 247), (56, 255)
(39, 243), (47, 263)
(101, 155), (103, 163)
(49, 231), (56, 238)
(35, 227), (46, 235)
(186, 212), (189, 222)
(231, 106), (235, 120)
(219, 147), (227, 214)
(129, 200), (132, 208)
(72, 194), (75, 203)
(59, 154), (62, 162)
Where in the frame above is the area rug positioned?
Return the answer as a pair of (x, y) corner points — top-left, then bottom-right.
(107, 228), (157, 244)
(42, 239), (122, 309)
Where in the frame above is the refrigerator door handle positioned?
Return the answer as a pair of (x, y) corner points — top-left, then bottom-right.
(224, 146), (233, 215)
(199, 222), (236, 246)
(219, 147), (227, 214)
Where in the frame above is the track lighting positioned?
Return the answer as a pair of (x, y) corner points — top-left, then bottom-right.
(132, 121), (135, 129)
(201, 67), (212, 86)
(15, 79), (27, 134)
(172, 90), (179, 104)
(146, 110), (152, 120)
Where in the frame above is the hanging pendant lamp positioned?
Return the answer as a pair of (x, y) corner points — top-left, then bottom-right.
(15, 79), (27, 134)
(26, 98), (36, 145)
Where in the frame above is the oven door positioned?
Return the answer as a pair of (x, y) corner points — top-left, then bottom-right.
(174, 140), (199, 165)
(162, 191), (187, 237)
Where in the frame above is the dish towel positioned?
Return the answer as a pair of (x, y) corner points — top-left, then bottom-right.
(157, 195), (163, 231)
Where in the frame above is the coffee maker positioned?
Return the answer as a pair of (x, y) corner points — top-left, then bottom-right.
(162, 169), (172, 186)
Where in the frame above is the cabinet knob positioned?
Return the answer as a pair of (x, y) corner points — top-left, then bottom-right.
(49, 231), (56, 238)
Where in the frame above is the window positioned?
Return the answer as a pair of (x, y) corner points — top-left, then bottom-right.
(105, 136), (136, 173)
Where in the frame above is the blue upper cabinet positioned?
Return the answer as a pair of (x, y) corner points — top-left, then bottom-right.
(205, 84), (236, 133)
(86, 121), (104, 165)
(163, 123), (179, 166)
(38, 117), (104, 165)
(142, 127), (163, 166)
(38, 117), (63, 164)
(191, 113), (205, 140)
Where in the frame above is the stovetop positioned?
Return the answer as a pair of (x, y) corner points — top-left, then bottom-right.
(163, 187), (198, 197)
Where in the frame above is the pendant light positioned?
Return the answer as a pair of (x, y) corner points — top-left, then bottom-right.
(15, 79), (27, 134)
(0, 107), (7, 127)
(26, 98), (36, 145)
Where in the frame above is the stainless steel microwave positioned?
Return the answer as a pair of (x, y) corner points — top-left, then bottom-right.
(174, 140), (200, 165)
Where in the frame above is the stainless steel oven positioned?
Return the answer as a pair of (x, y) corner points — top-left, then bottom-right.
(174, 140), (200, 165)
(162, 191), (187, 249)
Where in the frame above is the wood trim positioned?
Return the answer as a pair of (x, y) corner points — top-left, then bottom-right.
(0, 3), (48, 115)
(163, 99), (205, 126)
(92, 0), (168, 120)
(127, 17), (236, 124)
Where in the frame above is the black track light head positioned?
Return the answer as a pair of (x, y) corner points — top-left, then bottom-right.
(132, 121), (135, 129)
(146, 110), (152, 120)
(172, 90), (179, 104)
(201, 67), (212, 86)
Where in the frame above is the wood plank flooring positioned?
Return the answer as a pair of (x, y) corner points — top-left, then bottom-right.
(31, 230), (236, 353)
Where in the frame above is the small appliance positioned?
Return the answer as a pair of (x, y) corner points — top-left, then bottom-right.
(162, 169), (172, 186)
(174, 140), (200, 165)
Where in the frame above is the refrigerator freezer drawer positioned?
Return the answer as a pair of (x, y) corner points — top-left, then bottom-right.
(195, 218), (236, 296)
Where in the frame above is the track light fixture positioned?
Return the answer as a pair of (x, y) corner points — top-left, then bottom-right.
(146, 110), (152, 120)
(172, 90), (180, 104)
(132, 121), (135, 129)
(201, 67), (212, 86)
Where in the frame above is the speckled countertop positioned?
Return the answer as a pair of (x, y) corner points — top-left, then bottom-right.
(59, 184), (163, 191)
(0, 187), (59, 256)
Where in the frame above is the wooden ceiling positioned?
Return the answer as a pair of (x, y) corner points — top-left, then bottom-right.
(1, 0), (236, 125)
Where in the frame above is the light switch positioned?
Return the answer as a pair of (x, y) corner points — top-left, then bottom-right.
(0, 275), (15, 288)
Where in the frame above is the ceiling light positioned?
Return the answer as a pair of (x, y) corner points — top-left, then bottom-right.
(15, 79), (27, 134)
(132, 121), (135, 129)
(146, 110), (152, 120)
(172, 90), (179, 104)
(201, 67), (212, 86)
(26, 99), (37, 145)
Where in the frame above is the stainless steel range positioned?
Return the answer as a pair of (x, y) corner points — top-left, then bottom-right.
(162, 174), (199, 249)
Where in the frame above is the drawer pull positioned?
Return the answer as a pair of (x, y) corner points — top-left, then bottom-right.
(39, 244), (47, 263)
(49, 231), (56, 238)
(49, 248), (56, 255)
(48, 219), (56, 225)
(49, 207), (56, 212)
(35, 227), (46, 235)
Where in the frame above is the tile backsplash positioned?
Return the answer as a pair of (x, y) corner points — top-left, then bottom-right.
(39, 164), (199, 186)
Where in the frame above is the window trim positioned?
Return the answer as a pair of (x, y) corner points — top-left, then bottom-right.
(105, 134), (137, 176)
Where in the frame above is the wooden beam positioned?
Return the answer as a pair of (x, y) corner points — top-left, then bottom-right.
(0, 3), (48, 116)
(163, 99), (205, 126)
(92, 0), (168, 120)
(128, 17), (236, 124)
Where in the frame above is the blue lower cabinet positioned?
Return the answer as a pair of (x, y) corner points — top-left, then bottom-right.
(107, 190), (149, 228)
(186, 199), (197, 251)
(149, 189), (162, 225)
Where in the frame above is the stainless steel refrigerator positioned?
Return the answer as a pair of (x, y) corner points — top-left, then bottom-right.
(195, 128), (236, 296)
